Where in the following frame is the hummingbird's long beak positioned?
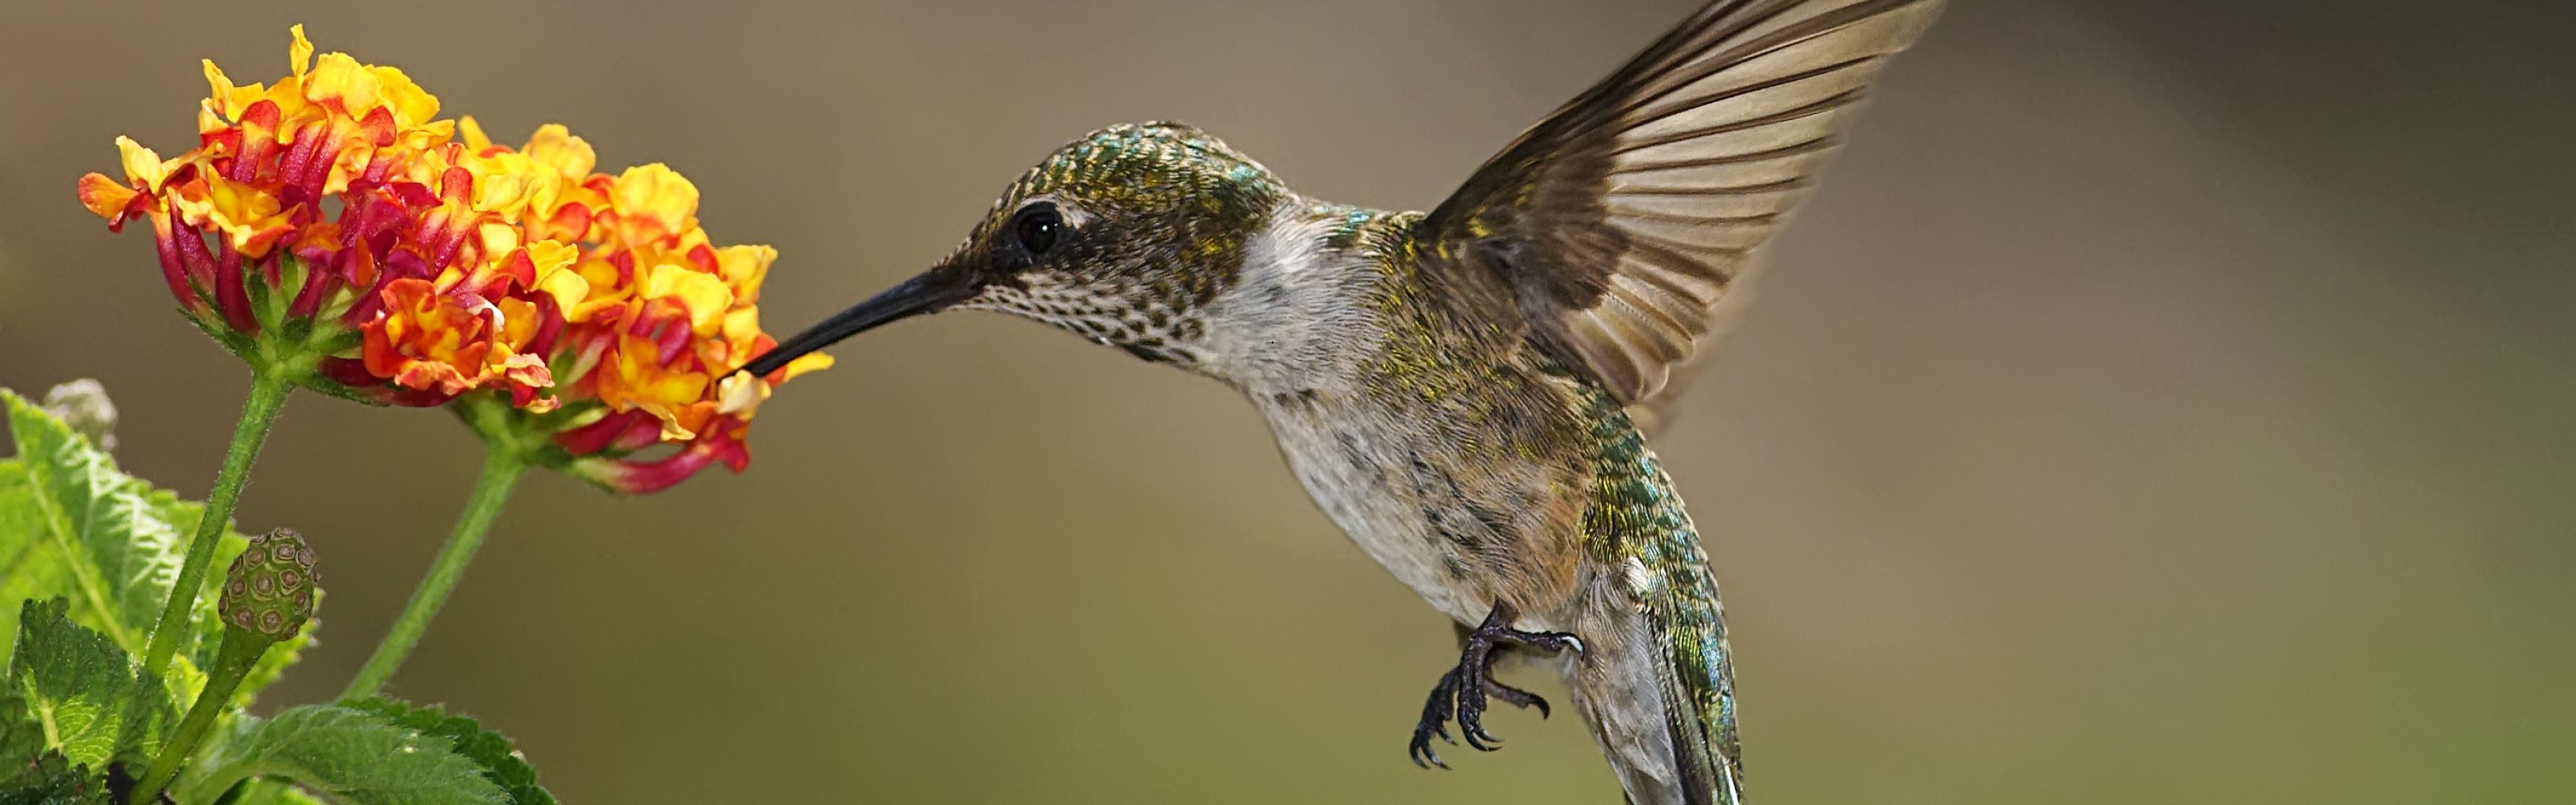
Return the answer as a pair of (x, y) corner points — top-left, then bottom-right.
(737, 270), (978, 377)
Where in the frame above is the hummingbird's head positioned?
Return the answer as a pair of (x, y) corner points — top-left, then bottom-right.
(743, 122), (1288, 376)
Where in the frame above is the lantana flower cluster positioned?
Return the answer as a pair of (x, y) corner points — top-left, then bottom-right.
(77, 27), (828, 493)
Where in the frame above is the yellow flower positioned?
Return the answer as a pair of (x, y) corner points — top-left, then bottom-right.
(179, 173), (294, 258)
(609, 164), (698, 246)
(642, 262), (733, 336)
(523, 125), (597, 183)
(713, 244), (775, 304)
(594, 332), (712, 439)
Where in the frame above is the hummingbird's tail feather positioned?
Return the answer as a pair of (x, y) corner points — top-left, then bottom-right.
(1564, 377), (1742, 804)
(1570, 583), (1741, 805)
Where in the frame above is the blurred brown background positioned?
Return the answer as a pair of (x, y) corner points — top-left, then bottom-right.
(4, 1), (2572, 802)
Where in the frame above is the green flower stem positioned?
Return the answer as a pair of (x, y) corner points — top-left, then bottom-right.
(341, 437), (527, 701)
(132, 628), (269, 805)
(141, 371), (291, 681)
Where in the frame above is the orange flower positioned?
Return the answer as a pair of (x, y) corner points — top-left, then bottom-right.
(361, 279), (554, 408)
(76, 25), (829, 493)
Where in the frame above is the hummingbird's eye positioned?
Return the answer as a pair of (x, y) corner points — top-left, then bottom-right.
(1013, 204), (1063, 257)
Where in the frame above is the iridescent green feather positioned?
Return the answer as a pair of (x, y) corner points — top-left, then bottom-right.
(1578, 386), (1741, 800)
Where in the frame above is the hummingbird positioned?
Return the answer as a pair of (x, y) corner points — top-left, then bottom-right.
(744, 2), (1942, 802)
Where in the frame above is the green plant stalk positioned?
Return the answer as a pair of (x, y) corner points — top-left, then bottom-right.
(341, 439), (527, 701)
(133, 628), (269, 805)
(141, 371), (291, 681)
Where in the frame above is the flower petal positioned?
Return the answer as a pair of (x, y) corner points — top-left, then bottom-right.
(609, 163), (698, 245)
(303, 52), (381, 114)
(524, 124), (595, 180)
(459, 115), (493, 153)
(76, 173), (140, 221)
(114, 136), (168, 189)
(642, 262), (733, 335)
(288, 23), (314, 78)
(713, 372), (769, 416)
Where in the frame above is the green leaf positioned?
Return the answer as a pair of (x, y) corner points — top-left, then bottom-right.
(228, 782), (326, 805)
(2, 389), (296, 708)
(0, 634), (114, 805)
(213, 779), (325, 805)
(0, 749), (109, 805)
(0, 681), (51, 786)
(344, 700), (551, 805)
(5, 599), (175, 770)
(0, 390), (188, 654)
(0, 461), (70, 647)
(180, 707), (504, 805)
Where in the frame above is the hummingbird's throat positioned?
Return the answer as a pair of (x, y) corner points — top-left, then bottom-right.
(959, 271), (1210, 366)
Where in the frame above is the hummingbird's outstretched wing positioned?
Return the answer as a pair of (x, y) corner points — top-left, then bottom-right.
(1419, 0), (1943, 421)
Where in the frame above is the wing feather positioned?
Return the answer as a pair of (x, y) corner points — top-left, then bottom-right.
(1418, 0), (1945, 416)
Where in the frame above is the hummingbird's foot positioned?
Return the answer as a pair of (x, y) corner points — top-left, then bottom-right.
(1408, 603), (1583, 768)
(1410, 667), (1463, 769)
(1408, 667), (1557, 769)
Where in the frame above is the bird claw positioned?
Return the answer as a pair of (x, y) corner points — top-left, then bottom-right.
(1484, 679), (1552, 719)
(1410, 669), (1461, 769)
(1409, 731), (1453, 770)
(1405, 603), (1581, 768)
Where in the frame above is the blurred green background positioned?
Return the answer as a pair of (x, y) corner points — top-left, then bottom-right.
(4, 1), (2572, 802)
